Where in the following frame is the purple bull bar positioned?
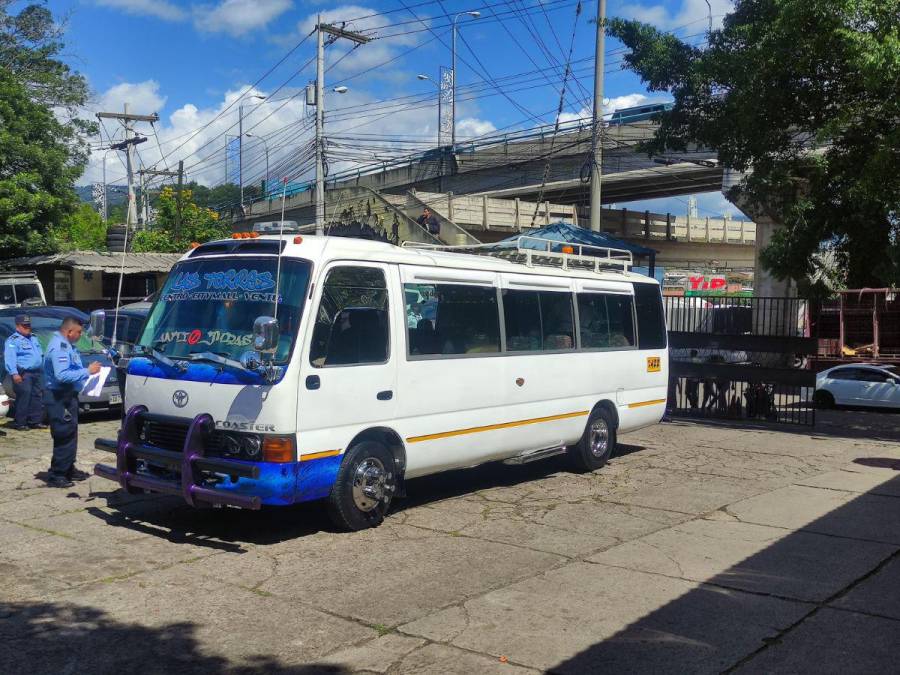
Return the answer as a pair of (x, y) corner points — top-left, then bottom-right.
(93, 405), (262, 509)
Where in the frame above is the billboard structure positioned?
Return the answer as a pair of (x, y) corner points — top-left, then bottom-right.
(439, 66), (453, 148)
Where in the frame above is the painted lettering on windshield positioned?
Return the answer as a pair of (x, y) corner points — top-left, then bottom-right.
(157, 330), (253, 348)
(163, 268), (279, 303)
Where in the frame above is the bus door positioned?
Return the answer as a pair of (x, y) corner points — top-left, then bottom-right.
(298, 262), (398, 453)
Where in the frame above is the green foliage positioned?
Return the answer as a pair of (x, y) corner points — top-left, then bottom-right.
(55, 203), (107, 251)
(0, 2), (94, 258)
(607, 0), (900, 287)
(132, 187), (231, 253)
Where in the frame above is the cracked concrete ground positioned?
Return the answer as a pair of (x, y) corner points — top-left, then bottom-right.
(1, 410), (899, 674)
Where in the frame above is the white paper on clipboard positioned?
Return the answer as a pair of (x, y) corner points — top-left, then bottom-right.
(81, 366), (111, 398)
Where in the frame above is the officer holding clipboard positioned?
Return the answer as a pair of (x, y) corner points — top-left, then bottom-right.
(43, 316), (100, 488)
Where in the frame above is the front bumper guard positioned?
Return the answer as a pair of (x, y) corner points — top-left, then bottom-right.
(93, 405), (262, 510)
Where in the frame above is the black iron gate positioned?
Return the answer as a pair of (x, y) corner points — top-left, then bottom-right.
(665, 296), (818, 426)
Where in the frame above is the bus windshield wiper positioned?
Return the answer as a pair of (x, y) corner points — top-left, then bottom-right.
(184, 351), (250, 374)
(137, 343), (186, 372)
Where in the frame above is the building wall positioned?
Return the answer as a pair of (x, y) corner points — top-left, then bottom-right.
(72, 269), (103, 300)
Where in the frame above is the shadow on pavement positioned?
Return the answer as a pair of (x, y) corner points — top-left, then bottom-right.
(548, 474), (900, 674)
(86, 441), (649, 547)
(0, 601), (348, 674)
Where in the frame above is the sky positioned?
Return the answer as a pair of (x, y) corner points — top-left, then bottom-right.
(42, 0), (745, 219)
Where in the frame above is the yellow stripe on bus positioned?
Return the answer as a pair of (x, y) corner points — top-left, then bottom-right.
(300, 449), (343, 462)
(627, 398), (667, 409)
(406, 411), (589, 444)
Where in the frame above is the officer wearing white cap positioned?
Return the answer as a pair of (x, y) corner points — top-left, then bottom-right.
(43, 316), (100, 488)
(3, 314), (46, 431)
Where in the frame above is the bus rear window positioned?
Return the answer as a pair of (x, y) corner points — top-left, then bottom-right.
(632, 283), (667, 349)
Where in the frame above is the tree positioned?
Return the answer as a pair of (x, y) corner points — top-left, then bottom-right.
(606, 0), (900, 287)
(0, 2), (94, 258)
(132, 187), (231, 253)
(54, 203), (107, 251)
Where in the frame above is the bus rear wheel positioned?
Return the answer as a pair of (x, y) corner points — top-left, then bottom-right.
(568, 407), (616, 473)
(327, 441), (396, 531)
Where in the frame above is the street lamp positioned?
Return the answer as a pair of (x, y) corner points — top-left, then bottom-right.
(244, 133), (269, 199)
(416, 74), (441, 148)
(239, 94), (266, 207)
(451, 11), (480, 149)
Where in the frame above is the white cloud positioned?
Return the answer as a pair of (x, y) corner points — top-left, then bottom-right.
(94, 0), (187, 22)
(193, 0), (294, 38)
(456, 117), (496, 139)
(618, 0), (733, 31)
(96, 80), (168, 116)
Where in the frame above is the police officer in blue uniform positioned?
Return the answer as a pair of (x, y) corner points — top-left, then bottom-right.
(43, 316), (100, 488)
(3, 314), (46, 431)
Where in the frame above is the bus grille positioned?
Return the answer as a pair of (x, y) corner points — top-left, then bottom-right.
(141, 419), (227, 455)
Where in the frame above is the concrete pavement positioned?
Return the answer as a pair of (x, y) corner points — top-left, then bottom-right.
(1, 410), (898, 673)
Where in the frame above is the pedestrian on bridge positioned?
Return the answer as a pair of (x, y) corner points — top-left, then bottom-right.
(417, 207), (441, 236)
(3, 314), (46, 431)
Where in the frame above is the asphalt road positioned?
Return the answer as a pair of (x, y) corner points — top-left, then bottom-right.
(1, 410), (899, 674)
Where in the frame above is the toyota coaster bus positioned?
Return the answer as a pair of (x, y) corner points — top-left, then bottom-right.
(92, 234), (668, 531)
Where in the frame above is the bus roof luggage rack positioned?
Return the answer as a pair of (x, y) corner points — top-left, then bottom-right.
(403, 235), (633, 273)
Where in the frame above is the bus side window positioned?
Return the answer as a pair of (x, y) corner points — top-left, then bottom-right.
(404, 283), (500, 357)
(503, 289), (575, 352)
(606, 295), (636, 348)
(578, 292), (636, 349)
(310, 266), (389, 367)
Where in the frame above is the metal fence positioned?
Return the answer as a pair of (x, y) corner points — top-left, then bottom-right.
(665, 295), (817, 427)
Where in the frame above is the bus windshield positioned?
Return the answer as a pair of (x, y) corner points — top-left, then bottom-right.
(138, 257), (311, 364)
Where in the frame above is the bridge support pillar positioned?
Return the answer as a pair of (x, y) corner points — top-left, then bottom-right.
(752, 215), (796, 297)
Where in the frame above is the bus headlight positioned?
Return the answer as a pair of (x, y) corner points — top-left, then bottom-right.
(241, 435), (262, 459)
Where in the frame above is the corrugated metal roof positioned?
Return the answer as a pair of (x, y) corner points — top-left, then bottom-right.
(1, 251), (183, 274)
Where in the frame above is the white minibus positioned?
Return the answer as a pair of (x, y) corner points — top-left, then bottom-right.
(92, 234), (668, 530)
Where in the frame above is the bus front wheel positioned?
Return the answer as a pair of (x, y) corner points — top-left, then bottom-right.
(327, 440), (396, 531)
(568, 407), (616, 473)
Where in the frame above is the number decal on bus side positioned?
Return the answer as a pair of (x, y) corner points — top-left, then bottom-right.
(646, 357), (661, 372)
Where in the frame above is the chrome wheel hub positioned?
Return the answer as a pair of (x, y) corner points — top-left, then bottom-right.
(352, 457), (392, 512)
(589, 418), (609, 458)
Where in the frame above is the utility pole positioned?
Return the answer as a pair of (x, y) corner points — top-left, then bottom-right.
(139, 161), (185, 233)
(589, 0), (607, 232)
(98, 107), (158, 229)
(451, 12), (480, 150)
(315, 20), (371, 236)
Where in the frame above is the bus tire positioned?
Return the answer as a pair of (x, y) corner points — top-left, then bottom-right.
(327, 440), (396, 531)
(568, 407), (616, 473)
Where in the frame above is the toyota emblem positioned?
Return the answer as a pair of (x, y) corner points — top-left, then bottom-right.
(172, 390), (189, 408)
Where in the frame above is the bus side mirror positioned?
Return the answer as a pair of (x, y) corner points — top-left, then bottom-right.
(90, 310), (106, 341)
(252, 316), (279, 353)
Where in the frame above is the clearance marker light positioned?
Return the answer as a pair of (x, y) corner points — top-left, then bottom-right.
(262, 436), (296, 463)
(561, 245), (574, 254)
(190, 242), (200, 249)
(293, 236), (303, 245)
(231, 233), (241, 239)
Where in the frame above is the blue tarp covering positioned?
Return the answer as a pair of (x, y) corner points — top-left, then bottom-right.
(498, 222), (656, 258)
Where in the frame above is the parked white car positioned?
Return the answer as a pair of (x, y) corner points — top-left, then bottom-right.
(815, 365), (900, 409)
